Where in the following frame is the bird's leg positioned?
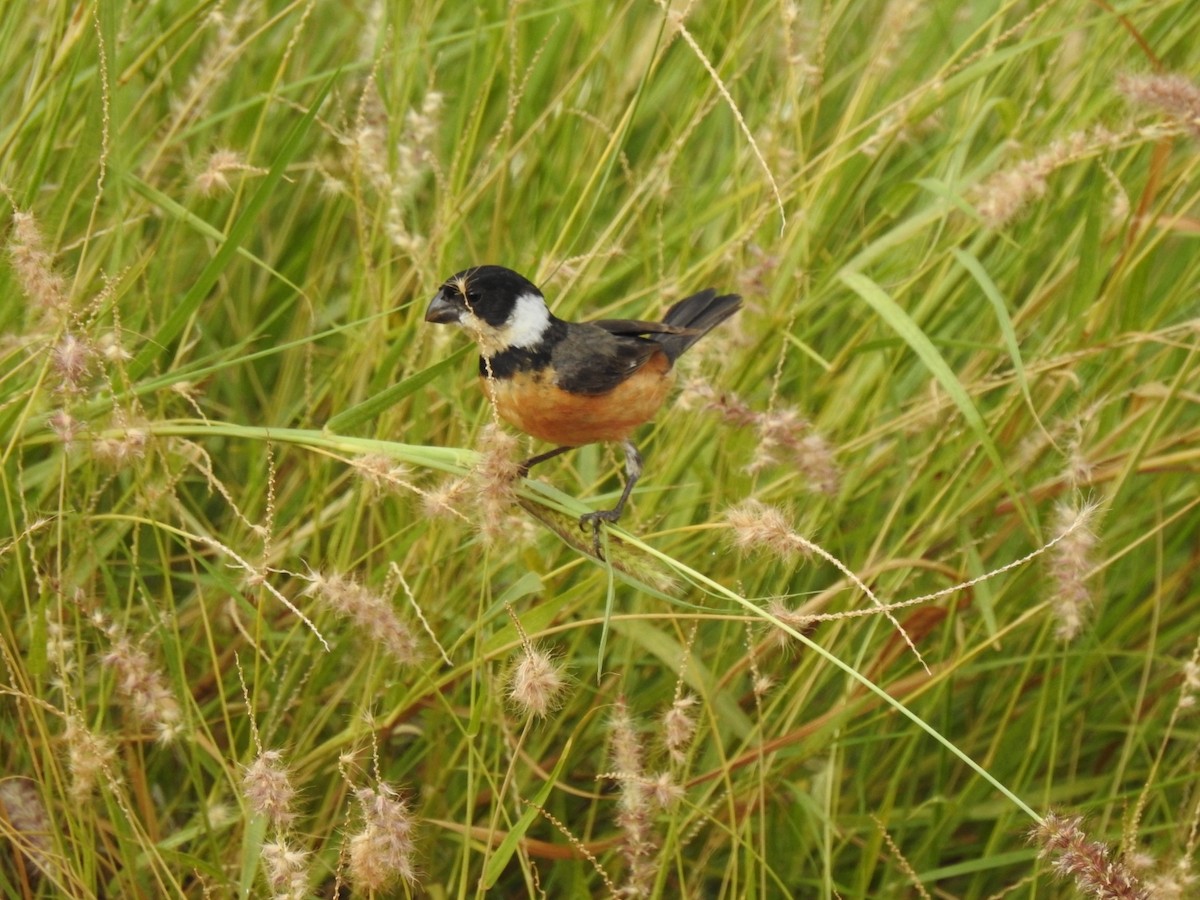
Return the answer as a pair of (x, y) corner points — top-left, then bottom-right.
(517, 445), (573, 478)
(579, 440), (642, 558)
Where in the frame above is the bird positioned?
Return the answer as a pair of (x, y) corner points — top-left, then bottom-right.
(425, 265), (741, 556)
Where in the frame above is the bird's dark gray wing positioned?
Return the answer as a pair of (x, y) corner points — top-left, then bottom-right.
(550, 324), (661, 395)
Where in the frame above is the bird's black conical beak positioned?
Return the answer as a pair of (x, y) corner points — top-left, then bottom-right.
(424, 289), (462, 324)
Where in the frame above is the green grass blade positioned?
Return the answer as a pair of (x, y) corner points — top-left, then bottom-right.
(952, 247), (1046, 436)
(125, 175), (306, 298)
(127, 71), (338, 380)
(480, 737), (575, 889)
(839, 269), (1035, 532)
(325, 345), (469, 434)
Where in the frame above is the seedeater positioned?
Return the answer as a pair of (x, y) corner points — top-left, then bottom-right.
(425, 265), (741, 556)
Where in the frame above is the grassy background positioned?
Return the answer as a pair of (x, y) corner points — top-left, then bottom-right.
(2, 0), (1199, 897)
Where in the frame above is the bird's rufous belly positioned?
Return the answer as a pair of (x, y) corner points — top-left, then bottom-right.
(480, 353), (673, 446)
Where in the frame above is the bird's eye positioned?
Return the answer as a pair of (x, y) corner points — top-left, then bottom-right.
(465, 290), (479, 302)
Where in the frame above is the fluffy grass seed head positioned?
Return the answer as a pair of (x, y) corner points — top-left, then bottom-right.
(973, 127), (1123, 228)
(726, 499), (813, 561)
(0, 778), (56, 884)
(1032, 812), (1149, 900)
(194, 148), (266, 196)
(242, 749), (298, 829)
(609, 698), (644, 780)
(1142, 858), (1198, 899)
(1046, 502), (1098, 642)
(101, 630), (185, 743)
(749, 407), (841, 494)
(973, 146), (1054, 228)
(91, 420), (149, 467)
(1179, 658), (1200, 712)
(1117, 72), (1200, 138)
(678, 378), (839, 493)
(421, 475), (471, 520)
(63, 717), (117, 802)
(47, 409), (81, 446)
(51, 333), (95, 395)
(350, 453), (414, 497)
(469, 423), (523, 543)
(8, 209), (68, 316)
(195, 148), (240, 195)
(97, 330), (132, 363)
(347, 783), (418, 891)
(260, 838), (310, 899)
(348, 84), (443, 253)
(763, 597), (820, 651)
(677, 375), (758, 427)
(304, 571), (420, 665)
(662, 693), (698, 765)
(608, 698), (657, 897)
(508, 645), (567, 718)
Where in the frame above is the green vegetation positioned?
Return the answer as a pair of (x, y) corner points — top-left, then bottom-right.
(2, 1), (1198, 897)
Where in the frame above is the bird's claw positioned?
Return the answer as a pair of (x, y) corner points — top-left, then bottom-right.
(579, 509), (621, 560)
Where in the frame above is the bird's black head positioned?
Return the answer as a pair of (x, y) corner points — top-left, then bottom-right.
(425, 265), (553, 356)
(425, 266), (542, 327)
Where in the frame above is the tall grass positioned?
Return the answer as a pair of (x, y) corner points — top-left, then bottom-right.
(2, 1), (1198, 897)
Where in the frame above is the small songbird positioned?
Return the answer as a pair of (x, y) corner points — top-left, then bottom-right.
(425, 265), (741, 555)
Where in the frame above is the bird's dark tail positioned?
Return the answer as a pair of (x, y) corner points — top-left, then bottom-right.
(656, 289), (742, 362)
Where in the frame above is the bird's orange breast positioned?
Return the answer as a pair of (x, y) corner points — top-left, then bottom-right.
(481, 352), (673, 446)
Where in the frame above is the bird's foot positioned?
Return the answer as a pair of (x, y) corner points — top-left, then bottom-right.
(579, 508), (622, 560)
